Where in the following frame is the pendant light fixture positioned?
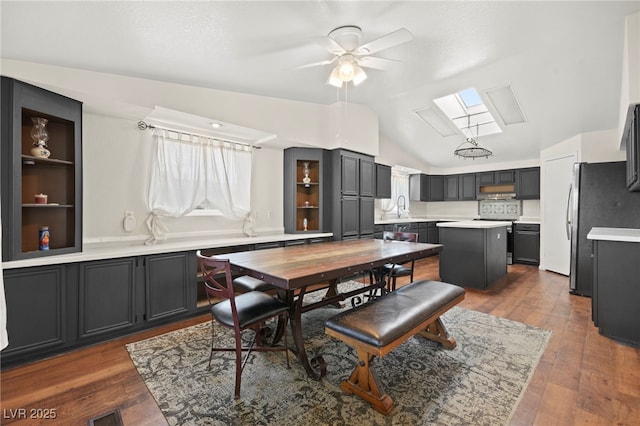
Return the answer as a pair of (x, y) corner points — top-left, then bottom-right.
(454, 115), (493, 159)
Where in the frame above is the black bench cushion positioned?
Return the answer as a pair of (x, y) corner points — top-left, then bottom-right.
(325, 280), (464, 348)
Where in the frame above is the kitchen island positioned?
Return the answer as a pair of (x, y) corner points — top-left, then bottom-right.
(437, 220), (511, 289)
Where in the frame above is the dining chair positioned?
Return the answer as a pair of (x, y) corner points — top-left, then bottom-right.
(196, 250), (290, 399)
(232, 275), (275, 292)
(381, 231), (418, 291)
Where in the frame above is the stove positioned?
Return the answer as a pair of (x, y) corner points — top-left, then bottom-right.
(476, 199), (521, 264)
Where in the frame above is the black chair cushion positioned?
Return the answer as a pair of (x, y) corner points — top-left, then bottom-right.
(233, 275), (274, 292)
(325, 280), (465, 348)
(212, 291), (289, 329)
(382, 263), (412, 277)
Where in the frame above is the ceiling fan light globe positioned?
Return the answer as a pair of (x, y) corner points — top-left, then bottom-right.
(352, 65), (367, 86)
(338, 62), (355, 81)
(327, 67), (343, 88)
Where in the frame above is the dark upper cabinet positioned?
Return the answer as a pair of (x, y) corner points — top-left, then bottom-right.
(476, 171), (495, 186)
(1, 77), (83, 261)
(626, 104), (639, 191)
(477, 170), (515, 185)
(429, 175), (444, 201)
(444, 175), (459, 201)
(496, 169), (516, 184)
(375, 163), (392, 198)
(409, 173), (444, 202)
(460, 173), (477, 200)
(409, 174), (429, 201)
(516, 167), (541, 199)
(341, 153), (359, 196)
(359, 158), (375, 197)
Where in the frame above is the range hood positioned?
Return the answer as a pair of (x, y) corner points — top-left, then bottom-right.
(477, 192), (516, 200)
(477, 183), (516, 199)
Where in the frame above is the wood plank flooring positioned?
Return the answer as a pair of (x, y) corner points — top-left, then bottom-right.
(1, 257), (639, 425)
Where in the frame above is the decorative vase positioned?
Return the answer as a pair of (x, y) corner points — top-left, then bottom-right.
(30, 117), (51, 158)
(302, 162), (311, 185)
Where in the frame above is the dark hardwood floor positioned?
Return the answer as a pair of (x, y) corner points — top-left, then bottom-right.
(1, 256), (639, 425)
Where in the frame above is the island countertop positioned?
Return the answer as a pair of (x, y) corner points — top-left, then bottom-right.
(436, 220), (512, 229)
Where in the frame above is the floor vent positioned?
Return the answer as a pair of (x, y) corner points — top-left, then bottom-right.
(87, 409), (123, 426)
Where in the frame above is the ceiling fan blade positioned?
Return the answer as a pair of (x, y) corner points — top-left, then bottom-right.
(357, 56), (400, 70)
(295, 56), (338, 70)
(313, 36), (346, 55)
(355, 28), (413, 55)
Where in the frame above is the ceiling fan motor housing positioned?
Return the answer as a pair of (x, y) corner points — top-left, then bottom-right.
(328, 25), (362, 52)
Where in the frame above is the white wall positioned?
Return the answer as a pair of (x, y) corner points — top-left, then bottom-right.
(539, 127), (625, 271)
(2, 60), (378, 243)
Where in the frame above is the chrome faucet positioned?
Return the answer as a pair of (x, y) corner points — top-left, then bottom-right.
(397, 195), (406, 218)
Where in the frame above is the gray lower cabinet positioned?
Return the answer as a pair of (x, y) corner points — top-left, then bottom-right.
(513, 223), (540, 265)
(1, 251), (195, 368)
(2, 265), (69, 364)
(341, 195), (360, 238)
(439, 226), (507, 289)
(79, 258), (137, 339)
(592, 239), (640, 345)
(427, 222), (439, 243)
(145, 252), (193, 322)
(359, 197), (375, 236)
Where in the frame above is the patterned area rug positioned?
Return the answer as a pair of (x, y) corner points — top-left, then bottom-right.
(126, 281), (551, 425)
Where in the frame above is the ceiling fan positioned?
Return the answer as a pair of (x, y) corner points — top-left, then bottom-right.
(300, 25), (413, 88)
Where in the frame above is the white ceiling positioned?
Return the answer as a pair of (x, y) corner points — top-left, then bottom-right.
(2, 1), (639, 168)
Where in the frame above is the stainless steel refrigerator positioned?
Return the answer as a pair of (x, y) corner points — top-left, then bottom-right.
(568, 161), (640, 296)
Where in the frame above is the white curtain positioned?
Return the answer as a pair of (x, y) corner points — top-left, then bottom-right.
(380, 168), (410, 217)
(145, 129), (255, 244)
(0, 199), (8, 350)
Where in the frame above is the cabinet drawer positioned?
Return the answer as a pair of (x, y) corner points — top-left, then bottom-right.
(515, 223), (540, 232)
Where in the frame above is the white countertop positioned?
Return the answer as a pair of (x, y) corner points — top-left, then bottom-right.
(376, 216), (539, 225)
(2, 232), (333, 269)
(587, 227), (640, 243)
(437, 220), (512, 229)
(375, 216), (476, 225)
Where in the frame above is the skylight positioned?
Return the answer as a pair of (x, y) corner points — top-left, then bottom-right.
(433, 88), (502, 138)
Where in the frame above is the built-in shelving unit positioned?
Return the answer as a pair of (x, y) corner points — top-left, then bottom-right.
(295, 159), (321, 232)
(284, 148), (324, 233)
(1, 77), (83, 261)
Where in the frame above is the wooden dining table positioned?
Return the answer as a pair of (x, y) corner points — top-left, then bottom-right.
(219, 238), (443, 379)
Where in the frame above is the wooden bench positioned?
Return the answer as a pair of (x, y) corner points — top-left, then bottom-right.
(324, 279), (465, 415)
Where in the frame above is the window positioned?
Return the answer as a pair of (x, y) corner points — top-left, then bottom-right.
(433, 87), (502, 137)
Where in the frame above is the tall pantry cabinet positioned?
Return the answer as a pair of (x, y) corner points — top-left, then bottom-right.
(283, 148), (375, 240)
(327, 149), (375, 240)
(1, 76), (82, 261)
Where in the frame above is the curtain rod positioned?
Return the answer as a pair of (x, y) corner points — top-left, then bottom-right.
(137, 121), (261, 149)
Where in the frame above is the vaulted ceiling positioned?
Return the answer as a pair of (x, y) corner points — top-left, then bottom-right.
(2, 1), (639, 168)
